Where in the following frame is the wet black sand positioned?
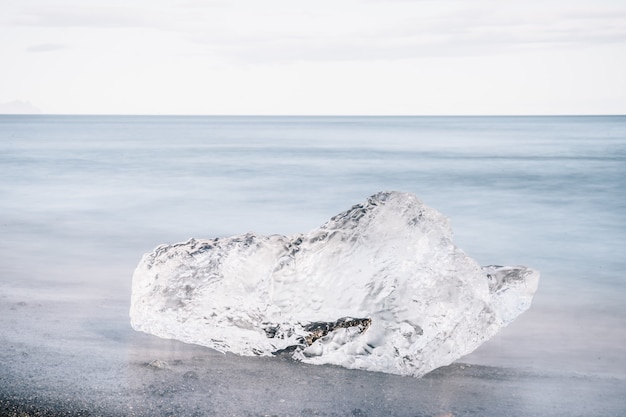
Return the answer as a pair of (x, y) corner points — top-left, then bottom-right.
(2, 291), (625, 417)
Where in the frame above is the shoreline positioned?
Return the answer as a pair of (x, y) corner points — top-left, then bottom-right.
(3, 358), (625, 417)
(2, 285), (626, 416)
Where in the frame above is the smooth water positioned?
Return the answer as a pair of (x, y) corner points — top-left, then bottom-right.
(1, 115), (625, 415)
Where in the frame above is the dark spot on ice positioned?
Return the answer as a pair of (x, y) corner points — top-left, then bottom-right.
(273, 345), (301, 356)
(303, 317), (371, 345)
(268, 317), (372, 356)
(263, 325), (279, 339)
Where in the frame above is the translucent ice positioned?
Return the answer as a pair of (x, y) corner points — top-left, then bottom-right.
(130, 192), (539, 377)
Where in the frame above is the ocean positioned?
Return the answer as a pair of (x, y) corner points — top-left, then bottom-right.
(1, 115), (625, 416)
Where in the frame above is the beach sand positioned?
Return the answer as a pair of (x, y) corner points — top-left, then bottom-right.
(2, 287), (624, 417)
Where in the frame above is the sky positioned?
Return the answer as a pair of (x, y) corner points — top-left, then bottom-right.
(1, 0), (625, 115)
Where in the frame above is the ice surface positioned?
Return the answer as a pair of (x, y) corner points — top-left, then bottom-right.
(130, 191), (539, 377)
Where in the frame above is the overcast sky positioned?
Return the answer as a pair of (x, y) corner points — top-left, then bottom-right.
(1, 0), (625, 115)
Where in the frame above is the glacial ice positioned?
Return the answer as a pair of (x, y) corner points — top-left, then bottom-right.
(130, 191), (539, 377)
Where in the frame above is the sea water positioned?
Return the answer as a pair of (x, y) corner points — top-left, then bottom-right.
(1, 115), (625, 415)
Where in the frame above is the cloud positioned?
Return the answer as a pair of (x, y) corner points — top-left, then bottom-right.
(7, 1), (626, 66)
(178, 3), (626, 64)
(13, 5), (163, 29)
(26, 43), (67, 52)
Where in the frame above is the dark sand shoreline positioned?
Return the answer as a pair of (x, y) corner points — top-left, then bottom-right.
(2, 296), (625, 417)
(3, 358), (625, 417)
(2, 269), (626, 417)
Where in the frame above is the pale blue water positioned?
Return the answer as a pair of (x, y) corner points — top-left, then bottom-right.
(1, 115), (625, 415)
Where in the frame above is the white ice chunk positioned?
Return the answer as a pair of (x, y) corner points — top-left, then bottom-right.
(130, 191), (539, 377)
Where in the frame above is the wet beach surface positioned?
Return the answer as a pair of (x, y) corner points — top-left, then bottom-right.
(1, 287), (625, 417)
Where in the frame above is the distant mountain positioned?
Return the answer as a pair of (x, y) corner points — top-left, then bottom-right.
(0, 100), (42, 114)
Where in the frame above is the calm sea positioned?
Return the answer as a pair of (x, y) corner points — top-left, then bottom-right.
(1, 115), (625, 378)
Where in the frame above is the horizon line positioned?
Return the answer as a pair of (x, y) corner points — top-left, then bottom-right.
(1, 113), (625, 117)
